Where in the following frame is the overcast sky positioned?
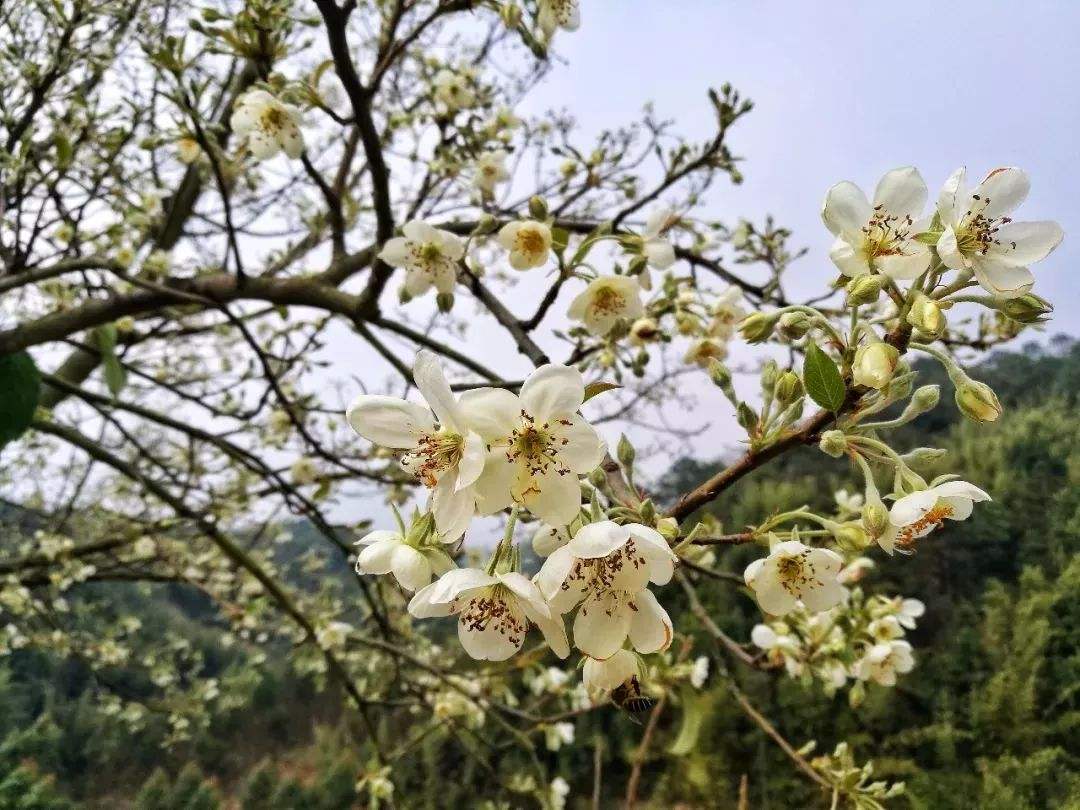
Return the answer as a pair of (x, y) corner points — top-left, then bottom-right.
(330, 1), (1078, 525)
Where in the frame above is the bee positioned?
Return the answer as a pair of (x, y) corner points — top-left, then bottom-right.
(610, 676), (654, 720)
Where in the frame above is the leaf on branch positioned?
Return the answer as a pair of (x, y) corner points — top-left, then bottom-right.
(583, 381), (620, 402)
(93, 324), (127, 397)
(803, 342), (845, 412)
(0, 352), (41, 449)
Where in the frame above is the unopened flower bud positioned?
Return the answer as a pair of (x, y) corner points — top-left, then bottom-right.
(819, 429), (848, 458)
(760, 360), (779, 394)
(436, 292), (455, 312)
(473, 214), (499, 235)
(862, 502), (890, 539)
(1001, 293), (1053, 324)
(738, 312), (776, 344)
(955, 378), (1002, 423)
(588, 468), (608, 488)
(639, 499), (656, 524)
(527, 195), (548, 220)
(852, 342), (899, 390)
(707, 359), (731, 388)
(845, 275), (883, 306)
(629, 317), (659, 344)
(834, 522), (870, 552)
(907, 294), (945, 338)
(736, 402), (758, 432)
(616, 434), (635, 467)
(775, 371), (802, 404)
(777, 310), (812, 340)
(900, 447), (947, 466)
(911, 384), (940, 413)
(656, 517), (680, 540)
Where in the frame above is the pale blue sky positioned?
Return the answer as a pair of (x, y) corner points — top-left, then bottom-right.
(522, 0), (1078, 316)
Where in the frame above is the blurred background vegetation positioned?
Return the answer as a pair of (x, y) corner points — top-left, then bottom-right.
(1, 337), (1078, 809)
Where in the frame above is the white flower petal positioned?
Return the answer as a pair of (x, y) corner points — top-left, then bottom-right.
(414, 351), (464, 429)
(574, 594), (631, 659)
(937, 167), (968, 225)
(976, 167), (1030, 219)
(457, 387), (521, 442)
(568, 521), (630, 558)
(535, 545), (577, 600)
(520, 364), (585, 421)
(873, 166), (927, 220)
(829, 237), (870, 277)
(627, 589), (672, 654)
(432, 474), (473, 541)
(972, 257), (1034, 299)
(347, 395), (435, 448)
(390, 544), (433, 591)
(987, 221), (1063, 267)
(822, 181), (872, 241)
(517, 465), (581, 526)
(552, 416), (605, 473)
(356, 539), (400, 575)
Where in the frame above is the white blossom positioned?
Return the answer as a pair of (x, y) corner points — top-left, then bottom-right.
(536, 521), (675, 659)
(497, 220), (552, 270)
(822, 166), (931, 280)
(354, 528), (452, 592)
(378, 220), (465, 298)
(582, 648), (641, 694)
(537, 0), (580, 38)
(567, 275), (644, 336)
(544, 722), (575, 751)
(408, 568), (569, 661)
(532, 523), (571, 557)
(473, 150), (510, 194)
(853, 640), (914, 686)
(936, 167), (1063, 298)
(743, 540), (846, 616)
(432, 68), (476, 111)
(230, 89), (304, 161)
(689, 655), (709, 689)
(455, 364), (605, 525)
(877, 480), (990, 554)
(347, 351), (488, 540)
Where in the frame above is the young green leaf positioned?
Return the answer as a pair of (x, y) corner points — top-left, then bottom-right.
(803, 341), (845, 411)
(0, 352), (41, 449)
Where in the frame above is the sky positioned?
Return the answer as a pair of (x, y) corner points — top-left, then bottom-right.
(330, 0), (1079, 526)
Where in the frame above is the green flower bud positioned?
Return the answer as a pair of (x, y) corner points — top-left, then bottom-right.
(617, 434), (635, 467)
(760, 360), (779, 394)
(845, 275), (883, 306)
(955, 378), (1002, 423)
(852, 342), (899, 390)
(436, 292), (455, 312)
(819, 429), (848, 458)
(639, 499), (656, 524)
(775, 370), (803, 404)
(707, 358), (731, 388)
(777, 310), (812, 340)
(906, 293), (946, 338)
(656, 517), (680, 540)
(862, 502), (890, 539)
(588, 468), (608, 488)
(738, 312), (777, 344)
(911, 384), (940, 413)
(527, 195), (549, 220)
(473, 214), (499, 235)
(834, 522), (870, 552)
(900, 447), (947, 466)
(736, 402), (758, 432)
(1001, 293), (1053, 324)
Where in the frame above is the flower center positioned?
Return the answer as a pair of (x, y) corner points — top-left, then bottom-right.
(506, 410), (572, 478)
(895, 503), (954, 549)
(563, 539), (646, 597)
(862, 205), (916, 260)
(260, 106), (288, 133)
(775, 551), (820, 595)
(401, 430), (464, 487)
(957, 195), (1014, 257)
(589, 286), (625, 316)
(456, 585), (527, 645)
(515, 228), (546, 257)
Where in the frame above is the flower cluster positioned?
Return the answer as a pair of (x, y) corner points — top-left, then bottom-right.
(751, 561), (925, 700)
